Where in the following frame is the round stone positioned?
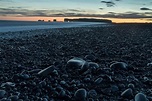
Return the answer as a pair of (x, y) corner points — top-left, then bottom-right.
(74, 88), (87, 101)
(88, 89), (97, 98)
(111, 85), (119, 92)
(121, 88), (133, 98)
(0, 90), (6, 98)
(135, 93), (147, 101)
(110, 62), (128, 70)
(67, 58), (87, 70)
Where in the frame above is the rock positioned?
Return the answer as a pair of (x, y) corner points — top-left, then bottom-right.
(135, 93), (148, 101)
(121, 88), (133, 98)
(74, 88), (87, 101)
(88, 62), (99, 70)
(21, 74), (30, 79)
(111, 85), (119, 92)
(128, 83), (135, 89)
(0, 90), (6, 98)
(1, 82), (15, 88)
(38, 65), (55, 76)
(88, 89), (97, 98)
(67, 58), (88, 70)
(110, 62), (128, 70)
(85, 54), (96, 61)
(9, 95), (19, 101)
(94, 77), (103, 85)
(59, 90), (66, 97)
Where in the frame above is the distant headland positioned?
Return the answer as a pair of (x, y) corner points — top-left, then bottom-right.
(64, 18), (112, 23)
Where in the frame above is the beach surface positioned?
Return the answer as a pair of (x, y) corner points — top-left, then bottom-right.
(0, 23), (152, 101)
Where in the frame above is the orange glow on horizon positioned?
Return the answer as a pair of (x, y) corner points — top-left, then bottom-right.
(0, 16), (152, 23)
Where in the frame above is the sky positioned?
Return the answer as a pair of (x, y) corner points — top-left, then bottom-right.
(0, 0), (152, 23)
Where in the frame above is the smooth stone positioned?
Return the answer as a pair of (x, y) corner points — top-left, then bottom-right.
(21, 74), (30, 79)
(121, 88), (133, 98)
(67, 58), (87, 70)
(135, 93), (148, 101)
(38, 65), (55, 76)
(111, 85), (119, 92)
(74, 88), (87, 101)
(88, 62), (99, 69)
(0, 90), (6, 98)
(88, 89), (97, 98)
(1, 82), (15, 87)
(9, 95), (19, 101)
(59, 90), (66, 97)
(128, 83), (135, 89)
(85, 54), (96, 61)
(110, 62), (128, 70)
(94, 77), (103, 85)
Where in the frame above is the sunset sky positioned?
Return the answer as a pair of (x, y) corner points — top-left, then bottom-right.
(0, 0), (152, 23)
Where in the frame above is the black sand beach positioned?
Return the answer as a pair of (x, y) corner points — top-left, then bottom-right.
(0, 24), (152, 101)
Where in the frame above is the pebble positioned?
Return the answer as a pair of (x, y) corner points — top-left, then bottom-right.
(9, 95), (19, 101)
(111, 85), (119, 92)
(1, 82), (15, 88)
(67, 58), (87, 70)
(128, 83), (135, 89)
(135, 93), (148, 101)
(88, 89), (97, 98)
(121, 88), (133, 98)
(88, 62), (99, 69)
(110, 62), (128, 70)
(0, 90), (6, 98)
(74, 88), (87, 101)
(85, 54), (96, 61)
(94, 77), (103, 85)
(38, 65), (55, 76)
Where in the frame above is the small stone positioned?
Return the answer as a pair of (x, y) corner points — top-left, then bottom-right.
(21, 74), (30, 79)
(74, 88), (87, 101)
(67, 58), (87, 70)
(88, 62), (99, 70)
(128, 83), (135, 89)
(9, 95), (19, 101)
(85, 54), (96, 61)
(94, 77), (103, 85)
(111, 85), (119, 92)
(88, 89), (97, 98)
(0, 90), (6, 98)
(135, 93), (148, 101)
(1, 82), (15, 88)
(110, 62), (128, 70)
(38, 65), (55, 76)
(121, 88), (133, 99)
(59, 90), (66, 97)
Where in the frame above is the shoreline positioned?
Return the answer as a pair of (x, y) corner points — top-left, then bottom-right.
(0, 24), (152, 100)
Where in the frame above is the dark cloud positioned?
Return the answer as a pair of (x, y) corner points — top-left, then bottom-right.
(101, 1), (115, 7)
(140, 7), (152, 10)
(99, 8), (104, 10)
(0, 8), (152, 18)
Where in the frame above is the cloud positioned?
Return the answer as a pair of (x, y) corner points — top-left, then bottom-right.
(99, 8), (104, 10)
(101, 1), (115, 7)
(0, 8), (152, 19)
(140, 7), (152, 10)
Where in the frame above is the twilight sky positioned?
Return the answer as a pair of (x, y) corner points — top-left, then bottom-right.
(0, 0), (152, 23)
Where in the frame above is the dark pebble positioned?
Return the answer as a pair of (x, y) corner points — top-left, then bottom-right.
(110, 62), (128, 70)
(38, 65), (55, 76)
(88, 89), (97, 98)
(121, 88), (133, 99)
(0, 90), (6, 98)
(135, 93), (148, 101)
(74, 88), (87, 101)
